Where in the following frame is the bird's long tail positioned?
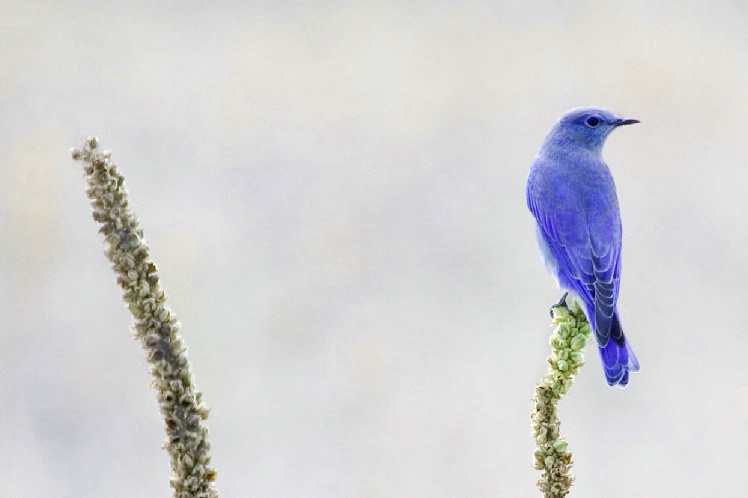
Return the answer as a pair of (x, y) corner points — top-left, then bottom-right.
(596, 311), (640, 387)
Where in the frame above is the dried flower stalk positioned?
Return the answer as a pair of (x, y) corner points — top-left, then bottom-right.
(531, 301), (592, 497)
(71, 137), (218, 498)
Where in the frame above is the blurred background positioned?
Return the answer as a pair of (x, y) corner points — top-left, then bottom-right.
(1, 1), (747, 497)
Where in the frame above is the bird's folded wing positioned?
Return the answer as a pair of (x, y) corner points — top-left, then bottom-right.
(527, 181), (622, 346)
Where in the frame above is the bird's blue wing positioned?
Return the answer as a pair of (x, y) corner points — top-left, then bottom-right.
(527, 166), (622, 349)
(590, 239), (624, 347)
(527, 179), (595, 305)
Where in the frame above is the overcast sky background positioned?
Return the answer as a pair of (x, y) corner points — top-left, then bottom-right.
(1, 2), (747, 497)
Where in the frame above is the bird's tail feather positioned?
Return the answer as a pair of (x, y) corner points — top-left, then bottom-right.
(597, 312), (640, 388)
(599, 339), (639, 387)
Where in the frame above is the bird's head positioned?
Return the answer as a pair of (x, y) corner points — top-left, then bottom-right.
(546, 107), (639, 154)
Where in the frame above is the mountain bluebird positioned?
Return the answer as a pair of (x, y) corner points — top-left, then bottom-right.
(526, 107), (640, 387)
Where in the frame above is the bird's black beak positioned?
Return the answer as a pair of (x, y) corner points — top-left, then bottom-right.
(614, 118), (640, 127)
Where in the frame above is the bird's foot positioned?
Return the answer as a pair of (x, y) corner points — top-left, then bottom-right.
(549, 292), (569, 317)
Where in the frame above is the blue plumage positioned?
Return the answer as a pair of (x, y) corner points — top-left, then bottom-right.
(527, 107), (640, 387)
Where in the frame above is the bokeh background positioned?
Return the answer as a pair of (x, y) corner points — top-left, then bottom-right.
(2, 2), (747, 497)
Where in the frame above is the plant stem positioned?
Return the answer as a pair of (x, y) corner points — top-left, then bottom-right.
(71, 137), (219, 498)
(531, 301), (592, 497)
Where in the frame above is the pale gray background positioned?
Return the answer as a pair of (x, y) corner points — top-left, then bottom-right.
(1, 1), (747, 497)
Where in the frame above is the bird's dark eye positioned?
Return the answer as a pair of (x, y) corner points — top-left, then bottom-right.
(585, 117), (600, 128)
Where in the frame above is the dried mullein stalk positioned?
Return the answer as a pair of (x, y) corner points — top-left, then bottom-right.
(71, 137), (218, 498)
(531, 301), (592, 497)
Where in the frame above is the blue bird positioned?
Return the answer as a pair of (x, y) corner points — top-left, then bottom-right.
(526, 107), (640, 387)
